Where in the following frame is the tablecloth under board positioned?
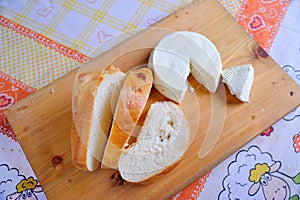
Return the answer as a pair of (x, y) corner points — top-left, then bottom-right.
(1, 0), (300, 199)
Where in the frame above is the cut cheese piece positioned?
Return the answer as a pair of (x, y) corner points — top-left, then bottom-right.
(149, 31), (222, 103)
(180, 31), (222, 92)
(118, 101), (190, 183)
(222, 64), (254, 103)
(148, 49), (190, 103)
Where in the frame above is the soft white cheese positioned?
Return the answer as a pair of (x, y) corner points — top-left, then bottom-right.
(222, 64), (254, 103)
(149, 31), (222, 103)
(149, 47), (190, 103)
(179, 31), (222, 93)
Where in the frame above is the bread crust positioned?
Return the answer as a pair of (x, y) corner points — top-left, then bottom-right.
(132, 159), (182, 185)
(71, 120), (91, 171)
(101, 68), (153, 169)
(71, 65), (124, 171)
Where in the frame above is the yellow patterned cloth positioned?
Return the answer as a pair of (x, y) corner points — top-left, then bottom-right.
(218, 0), (241, 16)
(1, 25), (80, 89)
(1, 0), (201, 89)
(1, 0), (242, 89)
(1, 0), (193, 56)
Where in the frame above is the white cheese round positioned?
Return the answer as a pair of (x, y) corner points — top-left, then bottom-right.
(149, 31), (222, 103)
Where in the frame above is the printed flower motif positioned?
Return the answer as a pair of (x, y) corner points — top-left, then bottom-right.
(293, 133), (300, 153)
(260, 126), (274, 137)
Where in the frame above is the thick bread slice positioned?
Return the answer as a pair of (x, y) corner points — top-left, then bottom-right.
(101, 68), (153, 169)
(71, 65), (126, 171)
(118, 101), (190, 183)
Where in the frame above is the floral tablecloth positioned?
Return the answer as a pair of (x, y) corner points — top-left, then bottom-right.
(1, 0), (299, 199)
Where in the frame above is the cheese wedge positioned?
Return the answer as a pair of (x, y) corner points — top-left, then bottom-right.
(149, 31), (222, 103)
(222, 64), (254, 103)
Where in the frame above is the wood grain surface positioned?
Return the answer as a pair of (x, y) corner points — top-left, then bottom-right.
(5, 0), (300, 199)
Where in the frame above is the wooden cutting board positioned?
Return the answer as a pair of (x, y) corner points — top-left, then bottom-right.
(5, 0), (300, 199)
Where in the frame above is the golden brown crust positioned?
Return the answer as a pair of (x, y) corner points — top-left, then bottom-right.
(72, 65), (123, 171)
(101, 68), (153, 169)
(71, 120), (89, 171)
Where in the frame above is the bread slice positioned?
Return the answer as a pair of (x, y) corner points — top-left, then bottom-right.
(101, 68), (153, 169)
(71, 65), (126, 171)
(118, 101), (190, 183)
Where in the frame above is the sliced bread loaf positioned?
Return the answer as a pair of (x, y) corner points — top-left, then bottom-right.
(101, 68), (153, 169)
(71, 65), (126, 171)
(118, 101), (190, 183)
